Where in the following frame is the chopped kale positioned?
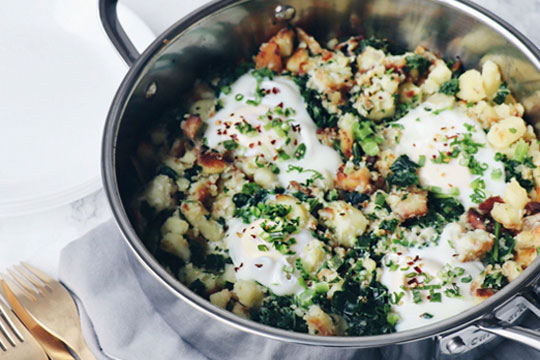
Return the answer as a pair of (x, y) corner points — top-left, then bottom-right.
(255, 295), (308, 332)
(314, 275), (394, 336)
(404, 55), (432, 76)
(189, 279), (207, 297)
(343, 191), (369, 206)
(157, 165), (179, 181)
(189, 240), (206, 268)
(439, 78), (460, 96)
(293, 75), (338, 128)
(496, 153), (535, 191)
(403, 192), (464, 232)
(183, 164), (202, 181)
(206, 61), (254, 94)
(205, 254), (228, 273)
(352, 37), (405, 55)
(486, 222), (516, 265)
(493, 82), (510, 105)
(482, 270), (509, 290)
(387, 155), (420, 187)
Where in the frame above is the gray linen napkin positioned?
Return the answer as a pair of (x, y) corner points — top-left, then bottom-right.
(58, 220), (540, 360)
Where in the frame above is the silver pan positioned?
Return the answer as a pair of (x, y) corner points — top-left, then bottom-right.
(99, 0), (540, 357)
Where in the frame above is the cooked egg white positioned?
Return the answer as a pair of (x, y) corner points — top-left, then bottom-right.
(393, 102), (506, 209)
(381, 223), (483, 331)
(225, 218), (317, 296)
(205, 73), (342, 187)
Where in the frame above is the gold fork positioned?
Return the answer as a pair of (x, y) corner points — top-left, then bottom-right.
(0, 293), (47, 360)
(3, 263), (96, 360)
(0, 278), (75, 360)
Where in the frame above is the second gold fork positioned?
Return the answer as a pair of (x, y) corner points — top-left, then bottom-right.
(2, 263), (96, 360)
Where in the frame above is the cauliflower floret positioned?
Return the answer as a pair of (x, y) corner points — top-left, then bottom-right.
(144, 174), (177, 211)
(319, 201), (368, 247)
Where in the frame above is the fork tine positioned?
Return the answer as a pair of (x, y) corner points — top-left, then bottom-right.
(0, 298), (21, 347)
(7, 268), (40, 299)
(1, 274), (36, 303)
(13, 265), (48, 295)
(21, 262), (55, 286)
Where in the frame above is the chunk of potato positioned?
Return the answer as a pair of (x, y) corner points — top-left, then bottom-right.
(181, 201), (224, 243)
(255, 41), (282, 72)
(233, 280), (264, 308)
(209, 289), (233, 309)
(450, 229), (494, 262)
(286, 48), (309, 74)
(335, 165), (372, 193)
(482, 60), (502, 99)
(319, 201), (368, 247)
(303, 305), (336, 336)
(490, 202), (523, 230)
(457, 69), (486, 102)
(301, 240), (326, 273)
(386, 191), (428, 220)
(503, 178), (529, 209)
(486, 116), (526, 149)
(144, 174), (177, 211)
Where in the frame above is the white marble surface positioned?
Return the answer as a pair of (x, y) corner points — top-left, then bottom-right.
(0, 0), (538, 278)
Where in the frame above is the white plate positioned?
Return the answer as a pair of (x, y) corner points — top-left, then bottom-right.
(0, 0), (155, 217)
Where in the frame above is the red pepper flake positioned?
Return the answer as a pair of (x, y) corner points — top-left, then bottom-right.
(250, 234), (256, 239)
(427, 295), (431, 300)
(407, 261), (414, 266)
(257, 141), (262, 146)
(278, 102), (284, 108)
(234, 263), (244, 272)
(249, 143), (255, 148)
(414, 266), (422, 274)
(255, 264), (263, 268)
(272, 87), (280, 94)
(397, 252), (402, 255)
(270, 139), (277, 145)
(407, 278), (418, 285)
(265, 89), (271, 94)
(432, 154), (437, 159)
(293, 139), (298, 145)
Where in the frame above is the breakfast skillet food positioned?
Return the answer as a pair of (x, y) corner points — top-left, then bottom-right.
(132, 27), (540, 336)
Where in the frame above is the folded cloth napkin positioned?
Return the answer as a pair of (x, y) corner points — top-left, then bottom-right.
(58, 220), (540, 360)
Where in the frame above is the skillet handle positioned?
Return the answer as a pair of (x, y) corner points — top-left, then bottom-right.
(478, 292), (540, 352)
(98, 0), (140, 66)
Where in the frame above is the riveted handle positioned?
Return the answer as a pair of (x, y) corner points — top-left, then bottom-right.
(98, 0), (140, 66)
